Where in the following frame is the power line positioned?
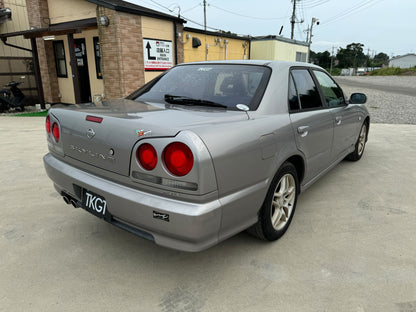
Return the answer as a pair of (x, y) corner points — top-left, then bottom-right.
(302, 0), (330, 8)
(209, 4), (287, 20)
(132, 0), (223, 32)
(182, 4), (200, 14)
(321, 0), (381, 26)
(146, 0), (172, 12)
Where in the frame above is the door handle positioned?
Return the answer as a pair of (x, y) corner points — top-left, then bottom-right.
(335, 116), (342, 125)
(297, 126), (309, 137)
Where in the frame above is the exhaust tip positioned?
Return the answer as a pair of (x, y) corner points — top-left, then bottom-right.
(70, 199), (79, 208)
(63, 196), (70, 205)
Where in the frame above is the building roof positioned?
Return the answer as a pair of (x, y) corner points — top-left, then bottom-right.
(184, 27), (250, 41)
(251, 35), (309, 47)
(86, 0), (185, 23)
(390, 53), (416, 61)
(1, 0), (185, 40)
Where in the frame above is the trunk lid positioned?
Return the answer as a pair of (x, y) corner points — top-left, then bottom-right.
(50, 99), (247, 176)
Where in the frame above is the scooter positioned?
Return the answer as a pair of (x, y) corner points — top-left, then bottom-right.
(0, 80), (26, 113)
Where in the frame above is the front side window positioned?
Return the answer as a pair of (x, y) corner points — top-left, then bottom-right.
(313, 70), (345, 107)
(132, 64), (271, 110)
(53, 41), (67, 78)
(291, 69), (323, 110)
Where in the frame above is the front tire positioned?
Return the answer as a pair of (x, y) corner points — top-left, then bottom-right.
(346, 122), (368, 161)
(248, 162), (299, 241)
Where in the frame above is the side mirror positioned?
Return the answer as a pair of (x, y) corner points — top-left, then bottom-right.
(350, 93), (367, 104)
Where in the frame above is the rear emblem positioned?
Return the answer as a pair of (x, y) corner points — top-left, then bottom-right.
(136, 129), (152, 137)
(87, 128), (95, 139)
(153, 210), (169, 222)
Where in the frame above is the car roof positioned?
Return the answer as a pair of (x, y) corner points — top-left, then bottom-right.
(177, 60), (323, 70)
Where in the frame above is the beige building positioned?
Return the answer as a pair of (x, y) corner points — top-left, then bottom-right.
(250, 35), (309, 62)
(1, 0), (311, 106)
(183, 27), (250, 63)
(1, 0), (184, 104)
(0, 0), (37, 100)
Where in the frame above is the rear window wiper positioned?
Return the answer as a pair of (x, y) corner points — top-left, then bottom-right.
(164, 94), (227, 108)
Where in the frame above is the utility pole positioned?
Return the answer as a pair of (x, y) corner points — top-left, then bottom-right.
(291, 0), (296, 39)
(305, 25), (310, 43)
(203, 0), (207, 32)
(307, 17), (319, 63)
(309, 17), (319, 44)
(330, 46), (334, 74)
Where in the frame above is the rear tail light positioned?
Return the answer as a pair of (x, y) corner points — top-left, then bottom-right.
(137, 143), (157, 170)
(163, 142), (194, 176)
(52, 122), (60, 142)
(46, 115), (51, 134)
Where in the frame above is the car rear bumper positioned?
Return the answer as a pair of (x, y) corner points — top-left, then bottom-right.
(43, 153), (223, 252)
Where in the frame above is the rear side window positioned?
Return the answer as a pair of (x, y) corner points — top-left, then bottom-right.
(291, 69), (322, 110)
(313, 70), (345, 107)
(288, 73), (300, 111)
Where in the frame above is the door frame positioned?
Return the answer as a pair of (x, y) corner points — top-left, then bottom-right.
(68, 34), (91, 104)
(67, 34), (82, 104)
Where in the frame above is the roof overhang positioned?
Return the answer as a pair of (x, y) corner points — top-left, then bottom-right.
(86, 0), (185, 23)
(0, 18), (97, 40)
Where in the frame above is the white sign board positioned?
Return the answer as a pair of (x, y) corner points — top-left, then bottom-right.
(143, 38), (173, 71)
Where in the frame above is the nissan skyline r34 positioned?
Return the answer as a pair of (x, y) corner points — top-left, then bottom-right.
(43, 60), (369, 252)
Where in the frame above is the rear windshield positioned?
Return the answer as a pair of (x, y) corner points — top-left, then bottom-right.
(131, 64), (271, 110)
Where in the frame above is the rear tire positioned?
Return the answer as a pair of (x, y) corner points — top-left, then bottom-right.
(346, 122), (368, 161)
(247, 162), (299, 241)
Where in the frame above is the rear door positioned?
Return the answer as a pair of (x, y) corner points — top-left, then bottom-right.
(288, 68), (334, 184)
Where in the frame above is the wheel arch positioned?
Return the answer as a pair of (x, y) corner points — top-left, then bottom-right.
(364, 116), (370, 142)
(285, 154), (305, 187)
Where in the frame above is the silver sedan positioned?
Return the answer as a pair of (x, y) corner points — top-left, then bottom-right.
(44, 60), (369, 251)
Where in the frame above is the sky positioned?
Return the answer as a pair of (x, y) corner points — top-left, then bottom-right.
(127, 0), (416, 57)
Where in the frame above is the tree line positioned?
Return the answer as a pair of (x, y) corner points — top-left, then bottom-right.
(310, 43), (389, 70)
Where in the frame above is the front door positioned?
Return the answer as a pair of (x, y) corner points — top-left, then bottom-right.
(311, 70), (359, 160)
(74, 38), (91, 103)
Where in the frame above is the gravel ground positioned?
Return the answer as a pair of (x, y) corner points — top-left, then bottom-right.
(338, 75), (416, 89)
(336, 76), (416, 125)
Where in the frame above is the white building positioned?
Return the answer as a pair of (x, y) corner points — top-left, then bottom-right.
(389, 54), (416, 68)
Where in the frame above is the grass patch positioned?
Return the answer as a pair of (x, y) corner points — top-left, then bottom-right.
(12, 110), (48, 117)
(370, 66), (416, 76)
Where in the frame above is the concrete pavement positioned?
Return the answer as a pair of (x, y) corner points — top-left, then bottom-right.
(1, 117), (415, 312)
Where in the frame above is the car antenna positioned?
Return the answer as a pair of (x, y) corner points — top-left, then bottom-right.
(236, 104), (250, 120)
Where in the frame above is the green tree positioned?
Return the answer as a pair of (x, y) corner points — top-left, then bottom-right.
(372, 52), (389, 67)
(336, 43), (366, 68)
(310, 50), (331, 68)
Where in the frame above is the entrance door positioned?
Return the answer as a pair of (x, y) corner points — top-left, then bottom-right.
(74, 38), (91, 103)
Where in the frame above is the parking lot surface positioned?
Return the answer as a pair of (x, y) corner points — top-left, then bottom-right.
(1, 117), (415, 312)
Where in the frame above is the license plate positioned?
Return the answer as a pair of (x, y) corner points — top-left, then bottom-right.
(82, 189), (108, 219)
